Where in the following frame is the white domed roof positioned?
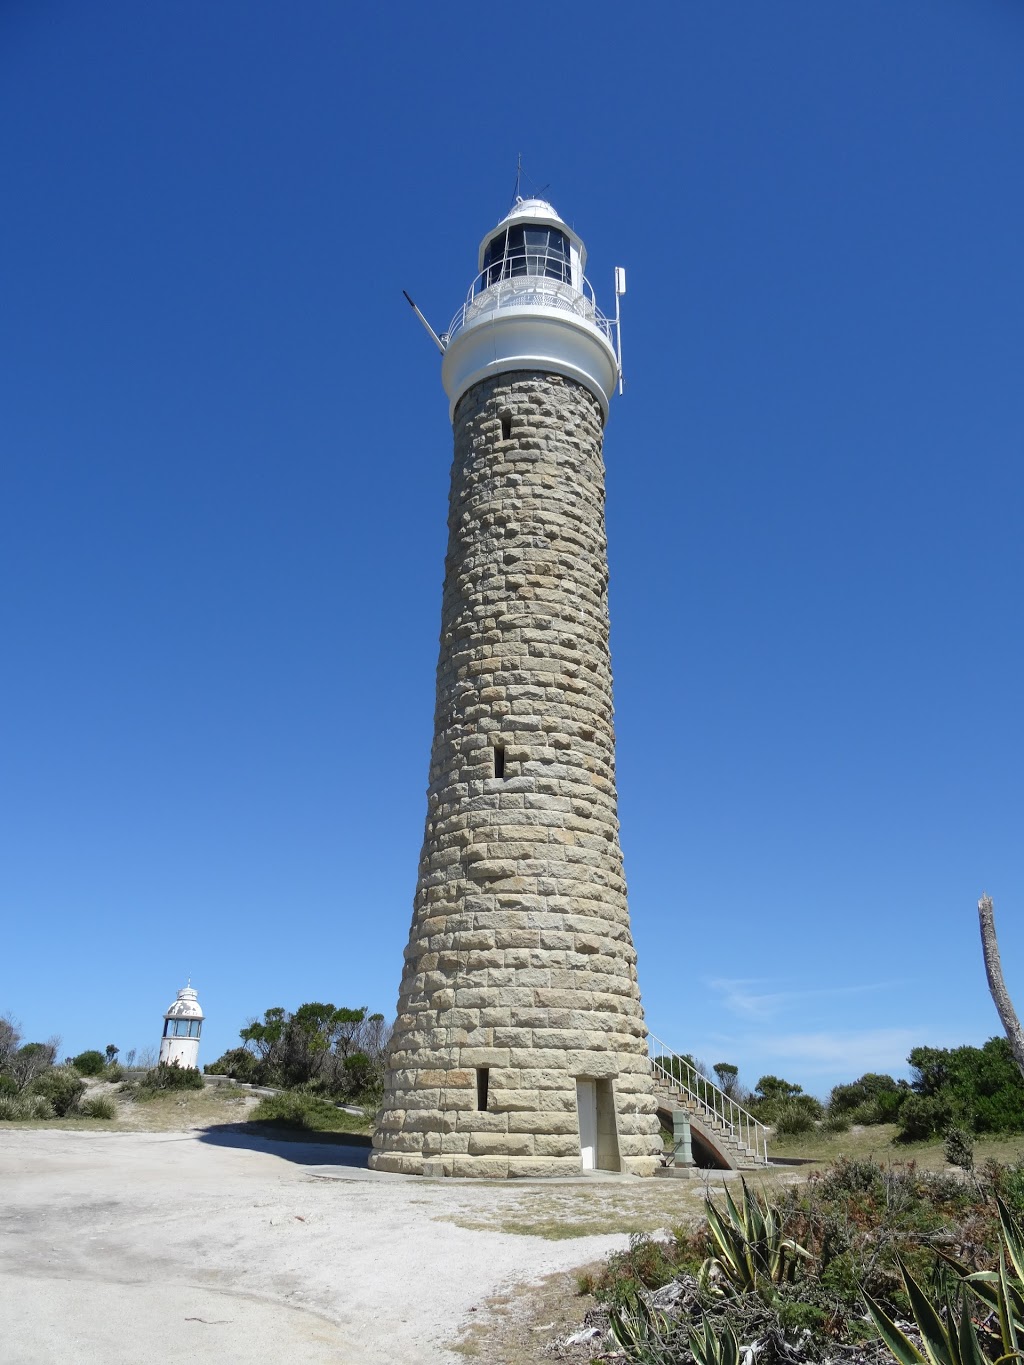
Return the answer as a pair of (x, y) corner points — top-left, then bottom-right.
(164, 982), (204, 1020)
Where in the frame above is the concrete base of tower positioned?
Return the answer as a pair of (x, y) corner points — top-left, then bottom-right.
(367, 1150), (663, 1179)
(367, 1088), (665, 1179)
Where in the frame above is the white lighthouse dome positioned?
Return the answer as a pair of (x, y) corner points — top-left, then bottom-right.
(164, 984), (204, 1020)
(441, 197), (621, 421)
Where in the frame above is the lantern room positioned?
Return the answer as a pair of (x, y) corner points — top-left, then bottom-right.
(440, 197), (623, 422)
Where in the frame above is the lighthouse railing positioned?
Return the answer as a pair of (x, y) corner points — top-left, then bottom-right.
(446, 271), (617, 349)
(647, 1033), (770, 1166)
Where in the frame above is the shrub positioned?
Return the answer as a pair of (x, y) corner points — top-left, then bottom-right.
(774, 1103), (817, 1137)
(79, 1096), (116, 1120)
(204, 1047), (259, 1083)
(908, 1038), (1024, 1134)
(28, 1066), (85, 1116)
(829, 1073), (905, 1115)
(104, 1064), (124, 1083)
(594, 1232), (686, 1307)
(982, 1157), (1024, 1220)
(0, 1074), (17, 1097)
(8, 1040), (58, 1088)
(897, 1093), (955, 1142)
(72, 1050), (107, 1076)
(0, 1094), (56, 1120)
(251, 1091), (344, 1129)
(140, 1063), (204, 1092)
(943, 1125), (974, 1171)
(820, 1112), (851, 1135)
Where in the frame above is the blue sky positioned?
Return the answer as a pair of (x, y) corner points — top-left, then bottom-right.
(2, 1), (1022, 1098)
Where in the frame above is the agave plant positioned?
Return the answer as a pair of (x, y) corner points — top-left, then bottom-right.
(958, 1198), (1024, 1341)
(698, 1180), (811, 1298)
(864, 1198), (1024, 1365)
(864, 1255), (1017, 1365)
(608, 1295), (674, 1365)
(689, 1315), (742, 1365)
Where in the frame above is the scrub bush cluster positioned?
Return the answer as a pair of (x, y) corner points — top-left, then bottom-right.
(0, 1012), (123, 1121)
(591, 1157), (1024, 1365)
(205, 1002), (391, 1108)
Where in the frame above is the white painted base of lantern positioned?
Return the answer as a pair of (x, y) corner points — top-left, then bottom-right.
(159, 1037), (199, 1070)
(442, 306), (620, 421)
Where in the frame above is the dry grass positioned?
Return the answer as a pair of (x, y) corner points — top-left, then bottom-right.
(437, 1171), (752, 1240)
(451, 1263), (604, 1363)
(768, 1122), (1024, 1170)
(0, 1081), (261, 1133)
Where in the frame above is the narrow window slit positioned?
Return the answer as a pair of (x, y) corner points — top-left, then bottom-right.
(499, 410), (512, 440)
(476, 1067), (489, 1111)
(493, 745), (505, 779)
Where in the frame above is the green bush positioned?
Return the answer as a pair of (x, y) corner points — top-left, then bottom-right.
(0, 1074), (17, 1097)
(943, 1125), (974, 1170)
(908, 1038), (1024, 1134)
(982, 1157), (1024, 1220)
(104, 1063), (124, 1083)
(79, 1096), (116, 1120)
(28, 1067), (85, 1116)
(828, 1076), (908, 1126)
(774, 1103), (817, 1137)
(140, 1063), (204, 1092)
(594, 1231), (690, 1308)
(0, 1094), (56, 1120)
(897, 1092), (955, 1142)
(250, 1091), (366, 1133)
(204, 1047), (259, 1083)
(820, 1112), (851, 1135)
(72, 1050), (107, 1076)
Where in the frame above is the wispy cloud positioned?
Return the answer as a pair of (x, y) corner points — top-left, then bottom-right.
(676, 1026), (923, 1092)
(752, 1028), (919, 1077)
(707, 977), (901, 1022)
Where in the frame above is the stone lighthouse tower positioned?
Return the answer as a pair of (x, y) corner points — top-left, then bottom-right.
(158, 981), (203, 1069)
(370, 197), (663, 1178)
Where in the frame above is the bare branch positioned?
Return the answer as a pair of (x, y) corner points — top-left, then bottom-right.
(979, 893), (1024, 1082)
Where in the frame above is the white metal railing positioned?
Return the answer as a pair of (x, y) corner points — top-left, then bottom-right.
(445, 268), (617, 349)
(648, 1033), (770, 1167)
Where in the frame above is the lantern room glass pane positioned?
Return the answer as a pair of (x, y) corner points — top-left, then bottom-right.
(483, 226), (571, 286)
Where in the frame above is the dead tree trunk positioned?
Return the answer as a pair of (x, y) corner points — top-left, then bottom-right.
(979, 894), (1024, 1082)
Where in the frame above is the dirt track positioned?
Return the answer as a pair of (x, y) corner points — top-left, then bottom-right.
(0, 1127), (645, 1364)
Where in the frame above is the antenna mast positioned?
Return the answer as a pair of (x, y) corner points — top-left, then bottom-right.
(402, 290), (446, 355)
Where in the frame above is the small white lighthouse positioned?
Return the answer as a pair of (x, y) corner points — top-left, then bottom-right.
(158, 981), (204, 1069)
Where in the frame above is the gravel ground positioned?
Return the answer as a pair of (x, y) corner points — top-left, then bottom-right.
(0, 1127), (641, 1364)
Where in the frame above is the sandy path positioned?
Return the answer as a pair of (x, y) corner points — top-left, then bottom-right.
(0, 1128), (631, 1363)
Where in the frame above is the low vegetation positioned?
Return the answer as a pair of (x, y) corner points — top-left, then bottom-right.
(249, 1090), (372, 1137)
(587, 1154), (1024, 1365)
(668, 1036), (1024, 1163)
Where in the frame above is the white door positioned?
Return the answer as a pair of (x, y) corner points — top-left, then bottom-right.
(576, 1079), (597, 1171)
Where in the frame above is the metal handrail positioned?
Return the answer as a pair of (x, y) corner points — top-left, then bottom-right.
(648, 1032), (770, 1166)
(446, 268), (617, 348)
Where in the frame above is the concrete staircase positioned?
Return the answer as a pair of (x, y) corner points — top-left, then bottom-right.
(649, 1034), (769, 1171)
